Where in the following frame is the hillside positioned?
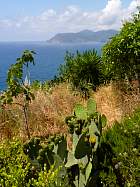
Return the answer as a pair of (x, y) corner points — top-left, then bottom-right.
(47, 29), (118, 44)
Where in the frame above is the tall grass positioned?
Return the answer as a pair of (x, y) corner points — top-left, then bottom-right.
(94, 82), (140, 127)
(0, 83), (82, 140)
(1, 82), (140, 140)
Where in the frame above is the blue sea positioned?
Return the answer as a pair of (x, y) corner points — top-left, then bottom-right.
(0, 42), (104, 90)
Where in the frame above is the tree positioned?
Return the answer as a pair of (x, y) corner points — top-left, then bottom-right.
(0, 50), (36, 139)
(59, 50), (103, 97)
(102, 8), (140, 86)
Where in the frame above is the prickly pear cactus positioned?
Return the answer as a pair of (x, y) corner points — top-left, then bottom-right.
(23, 135), (67, 171)
(23, 99), (107, 187)
(65, 98), (107, 186)
(87, 98), (96, 115)
(75, 104), (87, 120)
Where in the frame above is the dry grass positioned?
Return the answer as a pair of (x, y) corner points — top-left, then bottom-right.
(93, 83), (140, 127)
(93, 84), (123, 127)
(29, 83), (83, 137)
(0, 83), (83, 140)
(1, 82), (140, 140)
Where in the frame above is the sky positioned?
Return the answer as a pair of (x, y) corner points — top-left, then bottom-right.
(0, 0), (139, 41)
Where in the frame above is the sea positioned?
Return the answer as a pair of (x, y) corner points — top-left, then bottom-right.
(0, 41), (104, 90)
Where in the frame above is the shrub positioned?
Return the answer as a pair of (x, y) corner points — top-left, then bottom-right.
(58, 50), (103, 97)
(99, 109), (140, 186)
(102, 8), (140, 85)
(64, 98), (107, 186)
(30, 164), (68, 187)
(0, 139), (67, 187)
(31, 80), (42, 90)
(0, 140), (31, 187)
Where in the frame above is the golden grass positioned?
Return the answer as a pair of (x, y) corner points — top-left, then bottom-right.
(93, 83), (140, 127)
(0, 83), (83, 140)
(1, 82), (140, 140)
(93, 84), (123, 127)
(29, 83), (83, 137)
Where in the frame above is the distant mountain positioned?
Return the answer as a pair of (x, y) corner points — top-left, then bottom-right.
(47, 29), (118, 44)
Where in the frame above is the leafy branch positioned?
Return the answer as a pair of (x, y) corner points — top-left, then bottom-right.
(0, 50), (36, 139)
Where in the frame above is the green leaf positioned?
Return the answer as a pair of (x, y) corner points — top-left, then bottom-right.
(87, 98), (96, 115)
(53, 154), (64, 169)
(65, 152), (78, 168)
(101, 114), (107, 128)
(78, 156), (88, 169)
(72, 132), (79, 153)
(74, 104), (87, 120)
(53, 144), (58, 154)
(73, 175), (79, 187)
(57, 138), (67, 162)
(89, 120), (100, 137)
(85, 161), (92, 182)
(93, 136), (99, 152)
(79, 171), (86, 187)
(75, 134), (91, 159)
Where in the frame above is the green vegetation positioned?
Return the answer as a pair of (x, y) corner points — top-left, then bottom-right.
(0, 100), (139, 186)
(0, 99), (107, 186)
(0, 139), (67, 187)
(0, 140), (30, 186)
(0, 8), (140, 187)
(99, 109), (140, 186)
(102, 8), (140, 84)
(64, 99), (106, 186)
(57, 9), (140, 93)
(59, 50), (103, 97)
(0, 50), (36, 139)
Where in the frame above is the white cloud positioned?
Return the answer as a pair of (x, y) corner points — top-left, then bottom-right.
(0, 0), (139, 40)
(99, 0), (122, 24)
(40, 9), (56, 21)
(128, 0), (140, 11)
(0, 19), (13, 28)
(103, 0), (122, 14)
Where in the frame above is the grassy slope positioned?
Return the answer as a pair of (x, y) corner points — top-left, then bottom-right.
(0, 82), (140, 140)
(0, 82), (140, 186)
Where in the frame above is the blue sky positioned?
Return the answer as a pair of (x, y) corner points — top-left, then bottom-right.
(0, 0), (133, 18)
(0, 0), (139, 41)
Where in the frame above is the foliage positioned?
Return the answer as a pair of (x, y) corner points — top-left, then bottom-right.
(102, 9), (140, 83)
(0, 139), (68, 187)
(0, 50), (36, 139)
(6, 50), (35, 102)
(23, 136), (69, 186)
(0, 140), (31, 187)
(31, 80), (42, 90)
(58, 50), (103, 97)
(31, 78), (61, 92)
(22, 99), (107, 187)
(65, 98), (107, 186)
(31, 80), (51, 91)
(99, 109), (140, 186)
(30, 164), (67, 187)
(0, 98), (140, 186)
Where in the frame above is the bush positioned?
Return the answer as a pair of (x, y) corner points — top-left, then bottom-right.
(58, 50), (103, 97)
(102, 9), (140, 85)
(0, 139), (67, 187)
(30, 164), (67, 187)
(99, 109), (140, 186)
(0, 140), (31, 187)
